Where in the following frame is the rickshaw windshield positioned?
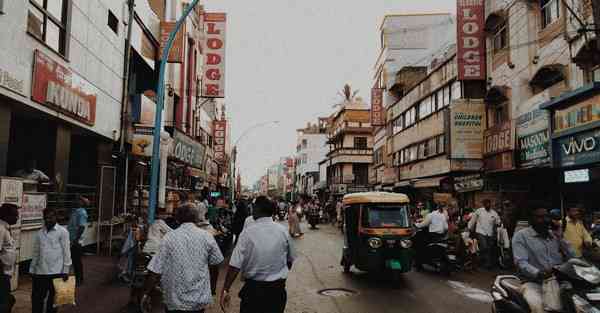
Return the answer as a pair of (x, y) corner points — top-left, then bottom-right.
(361, 204), (410, 228)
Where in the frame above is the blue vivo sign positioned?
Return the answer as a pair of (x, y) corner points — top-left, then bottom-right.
(555, 128), (600, 167)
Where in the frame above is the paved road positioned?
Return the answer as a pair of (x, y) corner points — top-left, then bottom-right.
(211, 221), (496, 313)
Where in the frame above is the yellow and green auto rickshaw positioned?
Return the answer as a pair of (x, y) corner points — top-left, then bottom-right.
(340, 192), (413, 279)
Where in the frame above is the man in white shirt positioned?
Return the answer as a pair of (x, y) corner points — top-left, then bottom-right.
(30, 208), (71, 313)
(220, 196), (296, 313)
(14, 159), (49, 183)
(470, 199), (500, 269)
(0, 204), (18, 312)
(415, 205), (448, 242)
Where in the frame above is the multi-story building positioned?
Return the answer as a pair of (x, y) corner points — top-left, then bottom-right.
(321, 95), (373, 199)
(295, 120), (328, 197)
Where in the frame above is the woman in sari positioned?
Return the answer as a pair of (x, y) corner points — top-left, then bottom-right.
(288, 201), (303, 237)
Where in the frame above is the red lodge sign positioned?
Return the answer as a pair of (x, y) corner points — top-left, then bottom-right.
(202, 13), (226, 98)
(32, 50), (97, 125)
(371, 88), (384, 126)
(457, 0), (486, 80)
(213, 120), (227, 163)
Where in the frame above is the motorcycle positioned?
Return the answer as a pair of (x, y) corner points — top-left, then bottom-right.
(491, 258), (600, 313)
(412, 227), (457, 275)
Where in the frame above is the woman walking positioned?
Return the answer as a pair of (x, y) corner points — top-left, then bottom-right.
(288, 201), (303, 237)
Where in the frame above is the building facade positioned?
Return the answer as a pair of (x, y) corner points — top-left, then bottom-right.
(295, 120), (328, 197)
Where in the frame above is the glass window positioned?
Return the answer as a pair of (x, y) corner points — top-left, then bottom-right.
(419, 96), (432, 119)
(362, 204), (410, 228)
(399, 150), (404, 164)
(406, 107), (416, 126)
(451, 81), (462, 101)
(433, 92), (439, 111)
(541, 0), (560, 29)
(492, 23), (508, 53)
(354, 137), (368, 149)
(28, 0), (68, 56)
(429, 137), (438, 155)
(438, 135), (445, 154)
(442, 86), (451, 107)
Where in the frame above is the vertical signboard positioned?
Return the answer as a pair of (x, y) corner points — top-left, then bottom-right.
(449, 99), (485, 159)
(202, 13), (227, 98)
(159, 22), (185, 63)
(213, 120), (227, 163)
(457, 0), (486, 80)
(371, 88), (384, 126)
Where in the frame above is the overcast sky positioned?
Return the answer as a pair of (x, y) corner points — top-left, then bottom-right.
(203, 0), (457, 186)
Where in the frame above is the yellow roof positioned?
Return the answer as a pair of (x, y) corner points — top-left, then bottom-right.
(343, 192), (410, 205)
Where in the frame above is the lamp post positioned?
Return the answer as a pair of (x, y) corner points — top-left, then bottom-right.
(230, 120), (280, 201)
(148, 0), (201, 224)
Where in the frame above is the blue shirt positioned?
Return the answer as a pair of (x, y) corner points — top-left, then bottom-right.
(68, 208), (88, 244)
(512, 227), (575, 281)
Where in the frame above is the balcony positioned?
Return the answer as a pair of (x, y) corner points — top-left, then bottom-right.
(327, 147), (373, 158)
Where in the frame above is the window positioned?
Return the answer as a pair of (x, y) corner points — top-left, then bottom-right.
(393, 116), (403, 134)
(492, 22), (508, 53)
(418, 96), (433, 119)
(28, 0), (68, 56)
(418, 142), (428, 159)
(451, 81), (462, 101)
(437, 135), (445, 154)
(429, 137), (438, 155)
(442, 86), (451, 107)
(354, 137), (368, 149)
(108, 10), (119, 34)
(406, 107), (416, 127)
(541, 0), (560, 29)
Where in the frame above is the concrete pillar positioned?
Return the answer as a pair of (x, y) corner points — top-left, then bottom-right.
(54, 124), (71, 192)
(0, 104), (11, 176)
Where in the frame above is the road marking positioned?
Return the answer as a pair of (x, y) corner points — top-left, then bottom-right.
(447, 280), (493, 303)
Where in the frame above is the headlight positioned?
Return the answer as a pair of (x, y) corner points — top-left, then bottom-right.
(400, 239), (412, 248)
(368, 237), (383, 249)
(572, 294), (600, 313)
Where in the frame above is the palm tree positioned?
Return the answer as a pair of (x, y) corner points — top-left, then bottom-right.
(332, 84), (359, 108)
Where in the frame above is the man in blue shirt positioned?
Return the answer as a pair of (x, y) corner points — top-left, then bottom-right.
(512, 207), (575, 313)
(67, 197), (88, 285)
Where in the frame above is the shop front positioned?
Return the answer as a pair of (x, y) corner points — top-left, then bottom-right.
(541, 83), (600, 213)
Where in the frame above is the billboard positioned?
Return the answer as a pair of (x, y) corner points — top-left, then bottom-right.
(371, 88), (384, 126)
(202, 13), (226, 98)
(32, 50), (97, 125)
(516, 109), (550, 168)
(159, 21), (185, 63)
(449, 99), (485, 159)
(457, 0), (486, 80)
(213, 120), (227, 163)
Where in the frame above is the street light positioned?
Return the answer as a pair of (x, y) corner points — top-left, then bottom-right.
(231, 120), (280, 201)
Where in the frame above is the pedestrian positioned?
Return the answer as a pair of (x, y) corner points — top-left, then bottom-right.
(335, 199), (343, 226)
(0, 204), (19, 312)
(144, 203), (224, 313)
(469, 199), (500, 270)
(563, 204), (593, 257)
(220, 196), (296, 313)
(415, 204), (448, 242)
(30, 208), (71, 313)
(232, 200), (249, 245)
(288, 201), (302, 237)
(67, 196), (88, 286)
(512, 206), (576, 313)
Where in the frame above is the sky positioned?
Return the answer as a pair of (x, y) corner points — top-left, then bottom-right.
(203, 0), (457, 186)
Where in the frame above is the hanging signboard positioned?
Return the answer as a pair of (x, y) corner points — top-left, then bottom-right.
(555, 128), (600, 168)
(454, 174), (484, 193)
(159, 21), (185, 63)
(484, 121), (514, 156)
(371, 88), (384, 126)
(202, 13), (226, 98)
(449, 99), (485, 159)
(213, 120), (227, 163)
(21, 193), (46, 225)
(32, 50), (97, 126)
(516, 109), (550, 168)
(131, 126), (154, 157)
(171, 130), (205, 168)
(457, 0), (486, 80)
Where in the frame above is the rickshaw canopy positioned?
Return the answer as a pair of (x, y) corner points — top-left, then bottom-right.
(342, 192), (410, 206)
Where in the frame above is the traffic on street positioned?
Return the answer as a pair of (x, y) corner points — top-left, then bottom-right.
(2, 0), (600, 312)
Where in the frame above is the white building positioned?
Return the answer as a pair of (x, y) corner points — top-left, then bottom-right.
(295, 120), (328, 196)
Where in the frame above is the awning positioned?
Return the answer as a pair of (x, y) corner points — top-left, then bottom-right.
(541, 82), (600, 110)
(411, 176), (447, 189)
(529, 64), (565, 90)
(394, 180), (411, 187)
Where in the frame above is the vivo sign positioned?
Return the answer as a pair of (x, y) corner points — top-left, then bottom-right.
(456, 0), (486, 80)
(556, 129), (600, 167)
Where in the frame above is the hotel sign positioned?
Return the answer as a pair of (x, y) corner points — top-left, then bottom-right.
(457, 0), (486, 80)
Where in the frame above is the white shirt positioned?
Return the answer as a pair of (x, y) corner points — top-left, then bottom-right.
(0, 220), (16, 276)
(472, 207), (500, 237)
(230, 217), (296, 282)
(148, 223), (224, 311)
(243, 216), (254, 230)
(30, 225), (71, 275)
(14, 169), (49, 182)
(416, 210), (448, 234)
(143, 220), (173, 254)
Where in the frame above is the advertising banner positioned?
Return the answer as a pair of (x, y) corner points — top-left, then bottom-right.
(516, 109), (550, 168)
(371, 88), (384, 126)
(0, 177), (23, 207)
(213, 120), (227, 163)
(449, 99), (485, 159)
(202, 13), (226, 98)
(131, 126), (154, 157)
(454, 174), (484, 193)
(555, 128), (600, 167)
(171, 130), (205, 168)
(457, 0), (486, 80)
(32, 50), (97, 125)
(21, 193), (46, 225)
(159, 21), (185, 63)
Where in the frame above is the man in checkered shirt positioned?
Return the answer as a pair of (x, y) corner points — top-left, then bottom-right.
(145, 203), (224, 313)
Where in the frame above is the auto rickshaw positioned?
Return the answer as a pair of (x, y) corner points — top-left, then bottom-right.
(340, 192), (413, 279)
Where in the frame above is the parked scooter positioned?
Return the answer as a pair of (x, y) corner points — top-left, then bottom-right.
(412, 227), (457, 275)
(491, 259), (600, 313)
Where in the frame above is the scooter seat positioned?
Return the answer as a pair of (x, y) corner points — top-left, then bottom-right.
(499, 277), (522, 293)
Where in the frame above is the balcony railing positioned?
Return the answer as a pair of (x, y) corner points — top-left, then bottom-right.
(328, 147), (373, 158)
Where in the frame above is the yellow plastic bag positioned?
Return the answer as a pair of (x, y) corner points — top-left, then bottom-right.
(52, 276), (76, 307)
